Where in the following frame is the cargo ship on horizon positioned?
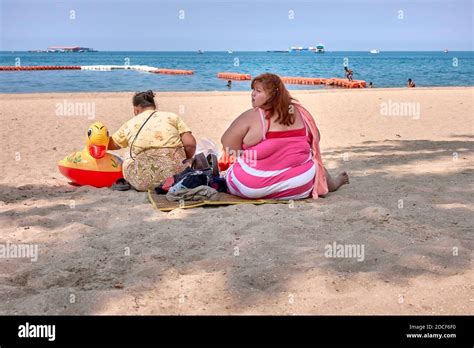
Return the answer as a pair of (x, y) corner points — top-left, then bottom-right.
(28, 46), (98, 53)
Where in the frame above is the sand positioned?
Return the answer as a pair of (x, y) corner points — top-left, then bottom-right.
(0, 87), (472, 314)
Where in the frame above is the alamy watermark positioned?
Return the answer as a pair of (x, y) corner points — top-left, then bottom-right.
(224, 147), (257, 167)
(18, 322), (55, 341)
(0, 241), (38, 262)
(324, 241), (365, 262)
(380, 99), (420, 119)
(55, 100), (96, 120)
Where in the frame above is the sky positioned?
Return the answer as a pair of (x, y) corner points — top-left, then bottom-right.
(1, 0), (473, 51)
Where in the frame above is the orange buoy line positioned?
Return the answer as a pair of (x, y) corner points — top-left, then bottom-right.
(0, 65), (194, 74)
(324, 78), (366, 88)
(282, 76), (366, 88)
(153, 69), (194, 75)
(281, 76), (327, 85)
(0, 66), (365, 87)
(0, 66), (81, 71)
(217, 72), (251, 81)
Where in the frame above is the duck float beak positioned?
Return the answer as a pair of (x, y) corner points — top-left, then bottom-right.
(88, 144), (107, 159)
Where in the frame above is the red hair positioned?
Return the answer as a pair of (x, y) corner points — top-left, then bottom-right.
(251, 73), (297, 126)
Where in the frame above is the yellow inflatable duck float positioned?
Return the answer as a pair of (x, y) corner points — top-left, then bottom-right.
(58, 122), (123, 187)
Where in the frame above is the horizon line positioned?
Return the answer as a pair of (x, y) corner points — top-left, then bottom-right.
(2, 50), (473, 53)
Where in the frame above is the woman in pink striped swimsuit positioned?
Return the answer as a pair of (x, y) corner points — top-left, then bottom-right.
(221, 73), (349, 200)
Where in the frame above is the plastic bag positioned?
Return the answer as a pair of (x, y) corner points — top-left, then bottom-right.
(195, 138), (221, 158)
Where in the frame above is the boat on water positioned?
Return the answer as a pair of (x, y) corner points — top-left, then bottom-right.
(197, 49), (204, 54)
(28, 46), (98, 53)
(370, 49), (380, 54)
(289, 43), (325, 53)
(315, 44), (325, 53)
(443, 48), (449, 53)
(227, 50), (233, 54)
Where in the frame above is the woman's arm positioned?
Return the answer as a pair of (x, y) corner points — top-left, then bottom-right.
(221, 111), (251, 153)
(181, 131), (197, 159)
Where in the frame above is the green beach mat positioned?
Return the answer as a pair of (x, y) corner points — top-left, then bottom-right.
(148, 190), (313, 212)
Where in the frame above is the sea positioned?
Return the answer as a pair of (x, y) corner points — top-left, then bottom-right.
(0, 51), (472, 93)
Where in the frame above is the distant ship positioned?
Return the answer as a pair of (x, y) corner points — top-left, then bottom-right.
(197, 49), (204, 54)
(370, 49), (380, 54)
(28, 46), (98, 53)
(443, 48), (449, 53)
(315, 44), (325, 53)
(289, 43), (325, 53)
(227, 50), (233, 54)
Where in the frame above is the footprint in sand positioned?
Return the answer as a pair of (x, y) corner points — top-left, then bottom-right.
(350, 207), (392, 224)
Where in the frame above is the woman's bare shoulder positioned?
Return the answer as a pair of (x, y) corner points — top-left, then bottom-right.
(234, 108), (259, 123)
(241, 107), (259, 117)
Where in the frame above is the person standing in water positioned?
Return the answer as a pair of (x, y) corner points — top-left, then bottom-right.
(344, 66), (353, 81)
(407, 78), (416, 88)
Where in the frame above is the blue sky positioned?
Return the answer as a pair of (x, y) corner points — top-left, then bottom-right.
(1, 0), (473, 51)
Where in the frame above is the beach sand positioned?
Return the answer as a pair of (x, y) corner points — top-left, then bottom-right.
(0, 87), (472, 314)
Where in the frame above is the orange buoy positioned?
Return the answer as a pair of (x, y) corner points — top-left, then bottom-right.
(217, 72), (251, 81)
(281, 76), (326, 85)
(321, 78), (366, 88)
(153, 68), (193, 75)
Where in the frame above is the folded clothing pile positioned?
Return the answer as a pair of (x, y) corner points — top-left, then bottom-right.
(166, 185), (218, 202)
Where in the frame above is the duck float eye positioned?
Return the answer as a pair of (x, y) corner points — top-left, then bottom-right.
(87, 128), (92, 138)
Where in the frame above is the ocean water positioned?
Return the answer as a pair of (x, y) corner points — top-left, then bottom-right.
(0, 51), (472, 93)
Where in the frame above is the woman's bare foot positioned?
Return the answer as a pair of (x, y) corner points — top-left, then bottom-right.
(327, 171), (350, 192)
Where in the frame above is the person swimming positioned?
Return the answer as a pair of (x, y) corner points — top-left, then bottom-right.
(221, 73), (349, 200)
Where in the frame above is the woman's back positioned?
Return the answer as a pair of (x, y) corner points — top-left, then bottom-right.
(108, 90), (196, 192)
(242, 105), (307, 148)
(112, 110), (190, 157)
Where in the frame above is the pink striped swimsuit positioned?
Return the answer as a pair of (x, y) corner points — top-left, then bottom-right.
(225, 108), (316, 200)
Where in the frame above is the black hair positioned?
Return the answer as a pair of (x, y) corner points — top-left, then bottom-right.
(408, 78), (412, 82)
(133, 90), (156, 108)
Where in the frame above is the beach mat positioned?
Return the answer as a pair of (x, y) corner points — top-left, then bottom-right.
(148, 190), (313, 212)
